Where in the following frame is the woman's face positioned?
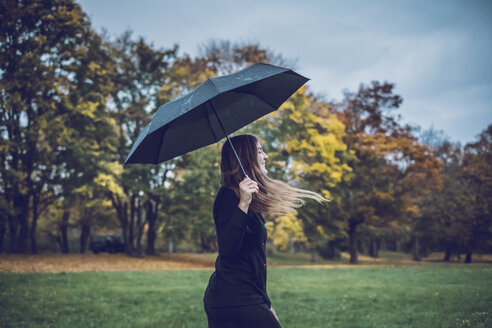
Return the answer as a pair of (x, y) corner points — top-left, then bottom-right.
(256, 140), (269, 175)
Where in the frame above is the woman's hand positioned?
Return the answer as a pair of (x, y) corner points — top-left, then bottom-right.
(270, 307), (279, 322)
(238, 176), (258, 213)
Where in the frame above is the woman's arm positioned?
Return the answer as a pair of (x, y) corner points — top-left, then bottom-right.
(215, 188), (250, 258)
(215, 178), (258, 258)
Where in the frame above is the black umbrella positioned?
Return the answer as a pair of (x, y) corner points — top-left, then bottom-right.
(124, 63), (309, 177)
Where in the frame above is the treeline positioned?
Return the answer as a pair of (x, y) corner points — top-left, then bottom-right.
(1, 0), (490, 263)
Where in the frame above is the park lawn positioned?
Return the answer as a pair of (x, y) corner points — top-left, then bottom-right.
(0, 265), (490, 328)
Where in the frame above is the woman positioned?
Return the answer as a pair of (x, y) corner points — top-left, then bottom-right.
(203, 134), (327, 328)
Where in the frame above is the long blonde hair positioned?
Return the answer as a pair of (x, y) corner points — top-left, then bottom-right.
(220, 134), (329, 216)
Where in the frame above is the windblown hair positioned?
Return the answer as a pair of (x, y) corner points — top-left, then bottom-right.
(220, 134), (329, 216)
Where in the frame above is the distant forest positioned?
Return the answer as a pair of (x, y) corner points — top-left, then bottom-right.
(1, 0), (491, 264)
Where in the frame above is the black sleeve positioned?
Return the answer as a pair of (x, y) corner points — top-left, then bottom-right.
(214, 187), (250, 258)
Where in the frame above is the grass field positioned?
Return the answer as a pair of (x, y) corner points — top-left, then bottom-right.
(1, 259), (491, 328)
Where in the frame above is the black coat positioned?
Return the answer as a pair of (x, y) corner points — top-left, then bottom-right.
(203, 186), (271, 308)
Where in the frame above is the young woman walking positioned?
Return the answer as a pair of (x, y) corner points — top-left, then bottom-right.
(203, 134), (327, 328)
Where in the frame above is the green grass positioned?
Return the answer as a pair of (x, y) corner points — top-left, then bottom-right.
(1, 265), (491, 328)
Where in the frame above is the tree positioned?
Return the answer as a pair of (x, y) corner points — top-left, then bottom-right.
(0, 0), (116, 253)
(463, 124), (492, 261)
(410, 134), (467, 260)
(197, 39), (294, 76)
(413, 125), (491, 263)
(105, 31), (177, 256)
(334, 82), (442, 264)
(160, 145), (221, 253)
(261, 89), (352, 259)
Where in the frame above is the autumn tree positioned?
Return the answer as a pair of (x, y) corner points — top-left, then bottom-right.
(0, 0), (117, 253)
(333, 82), (442, 264)
(197, 39), (294, 75)
(462, 124), (492, 261)
(104, 31), (177, 256)
(248, 89), (352, 259)
(411, 139), (470, 260)
(413, 125), (491, 263)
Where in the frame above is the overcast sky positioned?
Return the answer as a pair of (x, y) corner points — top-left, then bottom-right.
(78, 0), (491, 145)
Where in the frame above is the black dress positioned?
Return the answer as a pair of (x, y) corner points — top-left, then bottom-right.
(203, 186), (281, 327)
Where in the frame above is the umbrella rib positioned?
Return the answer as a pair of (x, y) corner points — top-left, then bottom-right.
(209, 75), (280, 110)
(154, 124), (170, 164)
(230, 89), (278, 109)
(205, 102), (219, 142)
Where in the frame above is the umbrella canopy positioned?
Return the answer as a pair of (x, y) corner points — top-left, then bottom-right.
(124, 63), (309, 175)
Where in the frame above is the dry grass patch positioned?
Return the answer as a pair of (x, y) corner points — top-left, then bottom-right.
(0, 253), (215, 273)
(1, 251), (490, 273)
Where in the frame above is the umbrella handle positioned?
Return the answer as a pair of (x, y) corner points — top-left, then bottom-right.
(210, 102), (248, 178)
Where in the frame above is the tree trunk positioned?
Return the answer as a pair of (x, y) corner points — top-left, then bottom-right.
(112, 193), (133, 256)
(348, 222), (358, 264)
(465, 250), (472, 263)
(357, 238), (367, 255)
(122, 216), (133, 255)
(309, 248), (317, 262)
(412, 237), (421, 261)
(289, 240), (295, 253)
(8, 214), (17, 253)
(369, 239), (380, 258)
(80, 222), (90, 254)
(146, 218), (157, 255)
(14, 193), (30, 253)
(380, 239), (387, 252)
(129, 194), (136, 253)
(200, 234), (207, 252)
(145, 198), (159, 256)
(56, 234), (63, 252)
(29, 216), (38, 254)
(168, 240), (174, 253)
(443, 247), (451, 262)
(135, 198), (145, 258)
(0, 219), (5, 253)
(60, 211), (70, 253)
(30, 194), (39, 254)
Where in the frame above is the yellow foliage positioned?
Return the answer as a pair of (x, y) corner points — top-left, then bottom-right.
(92, 162), (126, 198)
(296, 85), (308, 94)
(174, 65), (190, 77)
(309, 162), (331, 174)
(316, 225), (330, 239)
(405, 204), (420, 217)
(268, 212), (307, 251)
(85, 198), (112, 209)
(327, 170), (340, 182)
(282, 93), (352, 191)
(78, 101), (98, 119)
(325, 115), (346, 136)
(93, 173), (122, 196)
(322, 190), (332, 200)
(88, 61), (101, 72)
(279, 101), (295, 112)
(288, 109), (304, 122)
